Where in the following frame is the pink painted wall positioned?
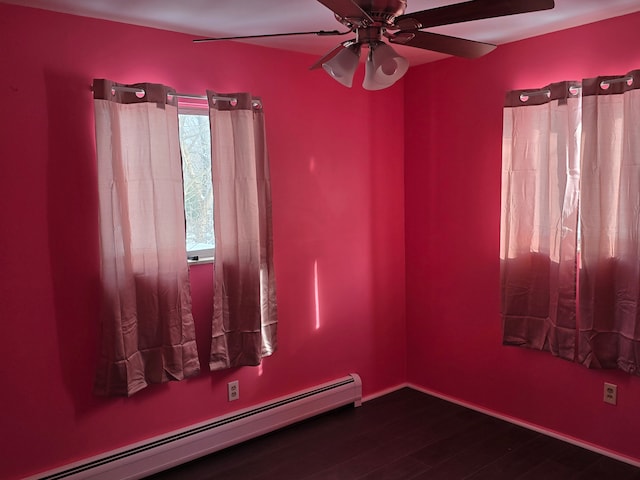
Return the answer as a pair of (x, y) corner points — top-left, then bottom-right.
(405, 11), (640, 462)
(0, 4), (406, 479)
(4, 2), (640, 478)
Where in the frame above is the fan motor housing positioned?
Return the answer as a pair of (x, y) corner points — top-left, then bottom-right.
(354, 0), (407, 25)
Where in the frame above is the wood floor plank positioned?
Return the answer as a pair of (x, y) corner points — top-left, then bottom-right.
(254, 406), (460, 479)
(410, 422), (539, 479)
(305, 407), (486, 479)
(359, 456), (430, 480)
(408, 414), (514, 467)
(144, 388), (640, 480)
(516, 442), (605, 480)
(465, 433), (571, 480)
(573, 456), (640, 480)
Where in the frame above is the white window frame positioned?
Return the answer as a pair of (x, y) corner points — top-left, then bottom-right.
(178, 104), (214, 264)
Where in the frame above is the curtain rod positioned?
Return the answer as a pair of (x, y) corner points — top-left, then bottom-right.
(106, 85), (237, 103)
(602, 76), (633, 85)
(520, 88), (551, 98)
(600, 76), (633, 89)
(95, 85), (262, 106)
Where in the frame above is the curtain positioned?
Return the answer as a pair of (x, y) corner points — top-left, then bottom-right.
(93, 79), (200, 396)
(208, 92), (278, 370)
(502, 69), (640, 376)
(579, 70), (640, 374)
(500, 81), (581, 360)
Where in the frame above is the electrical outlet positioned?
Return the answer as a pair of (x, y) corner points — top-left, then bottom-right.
(604, 382), (617, 405)
(228, 380), (239, 402)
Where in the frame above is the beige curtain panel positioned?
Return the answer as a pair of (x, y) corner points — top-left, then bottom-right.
(579, 71), (640, 374)
(93, 79), (200, 396)
(500, 81), (581, 361)
(207, 92), (278, 370)
(501, 69), (640, 376)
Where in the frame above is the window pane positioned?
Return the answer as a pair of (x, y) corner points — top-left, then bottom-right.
(179, 113), (214, 256)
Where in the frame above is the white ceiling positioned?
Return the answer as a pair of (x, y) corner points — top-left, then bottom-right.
(4, 0), (640, 65)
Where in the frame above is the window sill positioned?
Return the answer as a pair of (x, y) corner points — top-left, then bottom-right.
(188, 256), (214, 266)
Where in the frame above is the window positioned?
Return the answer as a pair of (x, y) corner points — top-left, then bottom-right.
(178, 106), (214, 261)
(93, 80), (277, 394)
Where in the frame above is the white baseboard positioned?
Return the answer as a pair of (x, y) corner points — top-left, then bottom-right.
(362, 382), (409, 402)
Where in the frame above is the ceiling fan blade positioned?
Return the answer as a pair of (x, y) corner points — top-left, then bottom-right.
(395, 0), (554, 30)
(316, 0), (374, 26)
(308, 41), (355, 70)
(390, 30), (496, 58)
(193, 29), (349, 43)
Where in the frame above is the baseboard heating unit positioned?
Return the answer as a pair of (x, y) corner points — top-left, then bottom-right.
(30, 374), (362, 480)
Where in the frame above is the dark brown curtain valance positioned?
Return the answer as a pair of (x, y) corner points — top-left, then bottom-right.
(92, 79), (177, 106)
(504, 80), (581, 107)
(582, 69), (640, 96)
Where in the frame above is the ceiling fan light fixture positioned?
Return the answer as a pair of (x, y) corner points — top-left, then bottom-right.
(322, 43), (362, 88)
(362, 41), (409, 91)
(197, 0), (556, 90)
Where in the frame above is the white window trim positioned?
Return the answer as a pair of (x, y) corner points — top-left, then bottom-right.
(179, 104), (214, 265)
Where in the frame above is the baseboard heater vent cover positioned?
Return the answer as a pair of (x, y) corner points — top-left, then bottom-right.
(31, 373), (362, 480)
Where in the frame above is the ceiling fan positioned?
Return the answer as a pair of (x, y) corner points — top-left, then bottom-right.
(194, 0), (555, 90)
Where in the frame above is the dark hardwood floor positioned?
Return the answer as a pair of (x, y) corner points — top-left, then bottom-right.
(145, 388), (640, 479)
